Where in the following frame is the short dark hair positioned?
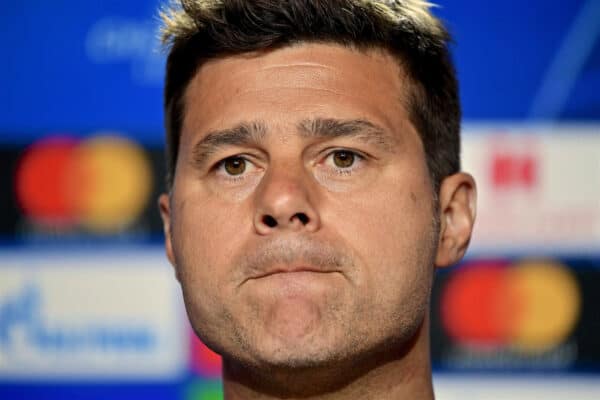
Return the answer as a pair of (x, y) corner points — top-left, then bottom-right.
(160, 0), (461, 192)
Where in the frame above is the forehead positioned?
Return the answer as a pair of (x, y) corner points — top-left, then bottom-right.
(181, 42), (415, 143)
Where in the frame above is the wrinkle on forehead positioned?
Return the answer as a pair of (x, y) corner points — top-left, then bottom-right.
(180, 42), (418, 153)
(185, 43), (405, 103)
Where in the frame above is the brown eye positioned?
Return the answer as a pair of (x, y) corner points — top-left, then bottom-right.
(332, 151), (355, 168)
(223, 157), (246, 175)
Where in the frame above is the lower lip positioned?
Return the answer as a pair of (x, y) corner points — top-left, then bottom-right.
(252, 271), (341, 300)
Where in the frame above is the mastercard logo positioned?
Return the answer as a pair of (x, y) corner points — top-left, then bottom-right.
(441, 260), (580, 353)
(15, 135), (152, 234)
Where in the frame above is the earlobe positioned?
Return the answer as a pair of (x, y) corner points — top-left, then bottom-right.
(434, 173), (477, 268)
(158, 193), (178, 272)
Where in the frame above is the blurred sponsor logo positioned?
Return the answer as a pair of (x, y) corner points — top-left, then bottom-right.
(441, 260), (580, 351)
(0, 284), (153, 353)
(0, 252), (184, 379)
(462, 125), (600, 254)
(491, 153), (538, 189)
(85, 17), (164, 86)
(190, 331), (222, 379)
(15, 135), (153, 235)
(184, 380), (223, 400)
(439, 259), (580, 368)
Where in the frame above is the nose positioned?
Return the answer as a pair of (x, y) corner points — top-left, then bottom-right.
(253, 167), (321, 235)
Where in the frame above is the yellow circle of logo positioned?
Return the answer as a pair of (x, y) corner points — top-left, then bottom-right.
(507, 260), (580, 353)
(72, 135), (152, 233)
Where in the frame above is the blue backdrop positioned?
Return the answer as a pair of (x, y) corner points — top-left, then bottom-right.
(1, 0), (598, 145)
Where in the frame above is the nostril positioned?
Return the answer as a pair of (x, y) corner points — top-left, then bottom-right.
(262, 215), (278, 228)
(294, 213), (309, 225)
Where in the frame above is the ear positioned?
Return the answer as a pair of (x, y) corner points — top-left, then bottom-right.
(435, 172), (477, 268)
(158, 193), (178, 275)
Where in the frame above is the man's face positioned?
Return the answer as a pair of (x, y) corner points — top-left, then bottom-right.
(161, 43), (442, 369)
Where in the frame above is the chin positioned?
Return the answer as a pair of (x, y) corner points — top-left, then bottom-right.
(234, 329), (350, 370)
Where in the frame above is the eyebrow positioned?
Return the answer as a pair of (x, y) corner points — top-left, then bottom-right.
(190, 117), (397, 169)
(297, 118), (397, 152)
(192, 121), (267, 169)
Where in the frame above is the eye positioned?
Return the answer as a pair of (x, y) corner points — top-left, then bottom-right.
(222, 156), (246, 175)
(213, 155), (261, 183)
(332, 150), (355, 168)
(323, 149), (365, 174)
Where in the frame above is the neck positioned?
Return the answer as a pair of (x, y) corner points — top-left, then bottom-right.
(221, 318), (434, 400)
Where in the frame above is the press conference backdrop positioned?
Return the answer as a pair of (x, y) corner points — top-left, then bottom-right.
(1, 1), (599, 399)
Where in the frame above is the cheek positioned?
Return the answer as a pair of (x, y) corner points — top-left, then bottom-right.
(170, 195), (255, 343)
(324, 170), (435, 287)
(171, 195), (250, 290)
